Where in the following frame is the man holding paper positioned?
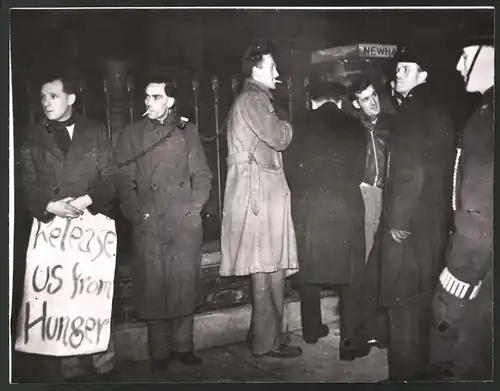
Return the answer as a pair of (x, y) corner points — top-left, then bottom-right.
(16, 71), (119, 382)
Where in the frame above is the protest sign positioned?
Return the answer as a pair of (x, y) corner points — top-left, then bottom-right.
(15, 211), (117, 356)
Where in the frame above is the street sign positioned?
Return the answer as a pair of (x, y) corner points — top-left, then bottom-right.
(311, 43), (397, 63)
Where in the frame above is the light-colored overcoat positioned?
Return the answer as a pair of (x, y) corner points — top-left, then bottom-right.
(219, 78), (298, 277)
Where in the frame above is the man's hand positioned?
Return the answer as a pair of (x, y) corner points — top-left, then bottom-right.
(46, 197), (84, 219)
(69, 195), (93, 212)
(389, 227), (411, 243)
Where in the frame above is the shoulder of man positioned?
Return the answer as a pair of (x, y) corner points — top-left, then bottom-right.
(378, 112), (394, 127)
(178, 116), (202, 141)
(339, 108), (362, 128)
(18, 121), (45, 148)
(239, 88), (270, 106)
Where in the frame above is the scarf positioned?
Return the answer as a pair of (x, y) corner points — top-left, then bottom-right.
(46, 112), (76, 156)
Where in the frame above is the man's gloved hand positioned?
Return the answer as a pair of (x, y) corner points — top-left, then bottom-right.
(46, 197), (84, 219)
(432, 282), (471, 342)
(389, 227), (411, 243)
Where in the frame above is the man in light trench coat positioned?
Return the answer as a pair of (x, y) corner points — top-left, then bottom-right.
(219, 42), (302, 359)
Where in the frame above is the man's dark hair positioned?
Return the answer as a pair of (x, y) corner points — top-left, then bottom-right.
(348, 75), (375, 102)
(40, 72), (78, 96)
(307, 81), (346, 102)
(146, 75), (176, 98)
(241, 41), (274, 77)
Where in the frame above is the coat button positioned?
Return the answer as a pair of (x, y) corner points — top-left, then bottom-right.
(53, 186), (60, 195)
(151, 184), (157, 191)
(179, 181), (185, 187)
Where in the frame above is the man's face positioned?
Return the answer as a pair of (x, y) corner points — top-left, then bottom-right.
(456, 45), (495, 93)
(354, 84), (381, 117)
(144, 83), (174, 120)
(253, 54), (279, 90)
(395, 62), (427, 96)
(40, 79), (75, 122)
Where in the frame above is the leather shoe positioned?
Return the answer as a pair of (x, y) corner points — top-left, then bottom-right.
(171, 351), (203, 366)
(339, 338), (371, 361)
(263, 344), (302, 359)
(367, 338), (388, 350)
(303, 324), (330, 344)
(318, 324), (330, 338)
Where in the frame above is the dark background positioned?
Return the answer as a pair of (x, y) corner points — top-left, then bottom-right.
(10, 8), (488, 124)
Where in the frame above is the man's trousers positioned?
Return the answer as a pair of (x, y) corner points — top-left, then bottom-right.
(359, 184), (383, 263)
(299, 284), (357, 342)
(385, 301), (433, 381)
(249, 270), (289, 356)
(146, 315), (195, 360)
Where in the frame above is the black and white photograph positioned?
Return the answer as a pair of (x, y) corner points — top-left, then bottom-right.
(7, 5), (494, 383)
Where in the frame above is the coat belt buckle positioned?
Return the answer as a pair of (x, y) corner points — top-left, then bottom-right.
(143, 213), (150, 221)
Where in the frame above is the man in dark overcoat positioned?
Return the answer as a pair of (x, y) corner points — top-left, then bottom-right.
(370, 47), (456, 381)
(428, 19), (494, 380)
(16, 72), (119, 382)
(115, 76), (213, 373)
(285, 81), (370, 359)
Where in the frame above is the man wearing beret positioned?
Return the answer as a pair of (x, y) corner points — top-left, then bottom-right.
(428, 15), (494, 380)
(375, 46), (456, 380)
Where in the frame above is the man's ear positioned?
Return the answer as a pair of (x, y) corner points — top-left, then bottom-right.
(419, 70), (428, 84)
(166, 96), (175, 108)
(68, 93), (76, 106)
(352, 100), (360, 110)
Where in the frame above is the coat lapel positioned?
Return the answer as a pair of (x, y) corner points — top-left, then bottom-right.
(31, 123), (66, 161)
(66, 117), (96, 166)
(143, 116), (178, 183)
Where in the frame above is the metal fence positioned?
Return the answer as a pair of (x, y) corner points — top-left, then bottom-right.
(19, 72), (314, 235)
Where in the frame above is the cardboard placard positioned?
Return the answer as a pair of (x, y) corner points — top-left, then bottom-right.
(15, 211), (117, 356)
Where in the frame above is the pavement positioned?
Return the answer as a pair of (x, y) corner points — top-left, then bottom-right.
(109, 322), (389, 383)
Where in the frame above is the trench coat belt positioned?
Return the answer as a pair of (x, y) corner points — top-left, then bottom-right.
(227, 151), (261, 216)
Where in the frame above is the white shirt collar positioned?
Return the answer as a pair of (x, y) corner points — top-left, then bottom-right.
(66, 124), (75, 140)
